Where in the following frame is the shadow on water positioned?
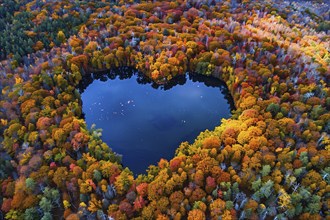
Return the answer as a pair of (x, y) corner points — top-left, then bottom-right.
(78, 67), (236, 111)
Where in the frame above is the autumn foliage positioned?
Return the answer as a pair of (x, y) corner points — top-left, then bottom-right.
(0, 0), (330, 219)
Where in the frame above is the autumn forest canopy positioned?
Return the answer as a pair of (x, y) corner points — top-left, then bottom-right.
(0, 0), (330, 219)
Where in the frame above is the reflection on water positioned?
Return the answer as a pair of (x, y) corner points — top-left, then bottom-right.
(80, 68), (233, 174)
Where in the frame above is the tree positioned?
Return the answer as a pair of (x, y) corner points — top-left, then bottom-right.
(202, 136), (220, 149)
(189, 188), (206, 204)
(194, 170), (204, 187)
(11, 190), (26, 209)
(136, 183), (148, 197)
(266, 103), (280, 117)
(1, 198), (12, 213)
(25, 178), (35, 191)
(24, 207), (39, 220)
(33, 41), (44, 51)
(39, 197), (52, 213)
(53, 167), (69, 189)
(88, 196), (102, 213)
(169, 191), (184, 210)
(210, 199), (226, 218)
(187, 209), (206, 220)
(239, 96), (257, 110)
(57, 31), (66, 43)
(278, 188), (291, 209)
(114, 168), (134, 195)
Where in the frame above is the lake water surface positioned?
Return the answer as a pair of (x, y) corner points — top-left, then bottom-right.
(80, 69), (233, 174)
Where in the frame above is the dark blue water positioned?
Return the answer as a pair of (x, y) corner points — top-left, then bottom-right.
(80, 69), (233, 174)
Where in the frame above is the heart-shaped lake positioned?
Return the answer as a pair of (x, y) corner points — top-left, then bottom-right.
(80, 69), (233, 174)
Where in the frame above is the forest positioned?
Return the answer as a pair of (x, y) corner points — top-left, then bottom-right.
(0, 0), (329, 219)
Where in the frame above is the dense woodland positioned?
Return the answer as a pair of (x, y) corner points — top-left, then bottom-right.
(0, 0), (330, 219)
